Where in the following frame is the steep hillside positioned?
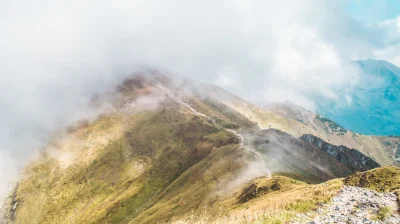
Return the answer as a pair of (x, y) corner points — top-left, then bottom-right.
(243, 129), (378, 183)
(4, 79), (242, 223)
(301, 134), (380, 172)
(2, 73), (394, 224)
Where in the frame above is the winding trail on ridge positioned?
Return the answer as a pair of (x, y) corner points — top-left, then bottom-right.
(150, 76), (244, 145)
(149, 76), (269, 173)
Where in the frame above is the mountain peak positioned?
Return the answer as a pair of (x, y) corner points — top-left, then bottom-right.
(355, 58), (400, 76)
(316, 59), (400, 136)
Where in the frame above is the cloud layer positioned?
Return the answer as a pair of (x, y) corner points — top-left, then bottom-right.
(0, 0), (399, 199)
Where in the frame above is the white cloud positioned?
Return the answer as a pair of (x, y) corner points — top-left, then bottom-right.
(345, 95), (353, 106)
(369, 16), (400, 66)
(215, 67), (237, 87)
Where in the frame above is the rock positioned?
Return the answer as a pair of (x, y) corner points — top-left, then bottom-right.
(356, 213), (364, 218)
(362, 219), (371, 224)
(307, 185), (400, 224)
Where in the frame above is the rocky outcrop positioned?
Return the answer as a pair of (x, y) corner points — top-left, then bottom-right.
(301, 134), (380, 171)
(309, 185), (400, 224)
(0, 183), (18, 224)
(8, 184), (18, 222)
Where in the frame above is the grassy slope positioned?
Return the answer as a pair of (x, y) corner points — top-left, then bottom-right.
(164, 176), (343, 224)
(131, 144), (243, 224)
(344, 166), (400, 193)
(13, 104), (242, 224)
(10, 76), (251, 224)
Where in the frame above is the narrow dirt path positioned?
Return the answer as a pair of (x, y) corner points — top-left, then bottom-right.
(150, 76), (244, 145)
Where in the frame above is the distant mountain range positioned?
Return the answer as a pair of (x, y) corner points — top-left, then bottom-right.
(317, 59), (400, 136)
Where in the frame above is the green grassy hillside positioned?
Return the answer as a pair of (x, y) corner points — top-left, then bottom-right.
(10, 106), (242, 224)
(344, 166), (400, 193)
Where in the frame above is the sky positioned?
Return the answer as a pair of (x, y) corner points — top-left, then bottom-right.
(1, 0), (400, 201)
(347, 0), (400, 23)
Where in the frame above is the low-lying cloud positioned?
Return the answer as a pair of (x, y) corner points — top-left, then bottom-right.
(0, 0), (399, 201)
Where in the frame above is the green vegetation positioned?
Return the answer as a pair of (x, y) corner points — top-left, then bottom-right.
(11, 103), (245, 224)
(316, 115), (347, 133)
(217, 119), (240, 129)
(344, 166), (400, 193)
(237, 176), (305, 203)
(195, 98), (255, 129)
(256, 179), (342, 223)
(285, 200), (317, 213)
(203, 131), (239, 147)
(256, 212), (294, 224)
(375, 206), (392, 221)
(161, 177), (343, 224)
(136, 144), (243, 223)
(91, 111), (239, 224)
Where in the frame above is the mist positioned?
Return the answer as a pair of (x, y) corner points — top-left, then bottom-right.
(0, 0), (399, 202)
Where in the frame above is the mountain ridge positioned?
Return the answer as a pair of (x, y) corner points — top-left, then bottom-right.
(2, 73), (399, 224)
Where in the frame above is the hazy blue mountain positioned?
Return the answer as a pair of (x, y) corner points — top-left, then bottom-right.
(317, 59), (400, 136)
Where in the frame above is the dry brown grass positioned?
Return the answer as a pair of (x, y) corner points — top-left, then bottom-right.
(163, 178), (343, 224)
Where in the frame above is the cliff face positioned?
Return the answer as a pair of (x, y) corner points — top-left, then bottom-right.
(301, 134), (380, 171)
